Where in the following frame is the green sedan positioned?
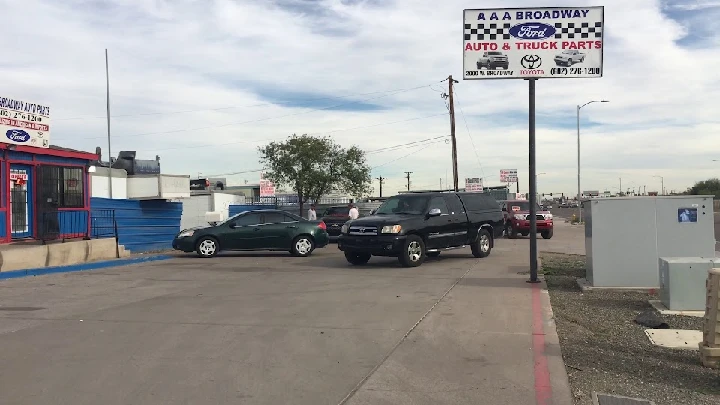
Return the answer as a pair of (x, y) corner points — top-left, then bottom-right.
(172, 209), (330, 258)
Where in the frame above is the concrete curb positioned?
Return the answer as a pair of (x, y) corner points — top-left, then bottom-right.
(0, 254), (173, 281)
(537, 255), (575, 405)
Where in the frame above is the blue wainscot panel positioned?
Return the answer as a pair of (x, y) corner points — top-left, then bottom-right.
(0, 211), (6, 238)
(90, 197), (182, 253)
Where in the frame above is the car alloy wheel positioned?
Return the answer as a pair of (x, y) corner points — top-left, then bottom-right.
(198, 238), (217, 257)
(407, 241), (422, 262)
(295, 238), (313, 255)
(480, 233), (490, 253)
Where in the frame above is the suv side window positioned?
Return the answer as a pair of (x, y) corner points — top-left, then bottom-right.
(428, 196), (449, 215)
(444, 194), (465, 214)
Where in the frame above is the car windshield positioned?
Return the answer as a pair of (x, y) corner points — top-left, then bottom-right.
(323, 207), (348, 216)
(374, 195), (429, 215)
(505, 201), (542, 212)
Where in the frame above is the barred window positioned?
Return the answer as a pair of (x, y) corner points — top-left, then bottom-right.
(37, 165), (85, 208)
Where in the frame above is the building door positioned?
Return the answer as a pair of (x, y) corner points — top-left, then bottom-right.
(10, 164), (33, 238)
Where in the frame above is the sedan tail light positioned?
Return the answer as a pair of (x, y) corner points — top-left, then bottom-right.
(318, 221), (327, 230)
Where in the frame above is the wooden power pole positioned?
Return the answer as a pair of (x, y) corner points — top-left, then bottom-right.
(448, 75), (459, 192)
(375, 176), (385, 197)
(404, 171), (413, 191)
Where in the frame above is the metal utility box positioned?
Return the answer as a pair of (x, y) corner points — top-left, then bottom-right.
(659, 257), (720, 311)
(585, 196), (714, 288)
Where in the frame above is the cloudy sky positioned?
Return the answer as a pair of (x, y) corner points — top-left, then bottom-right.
(3, 0), (719, 196)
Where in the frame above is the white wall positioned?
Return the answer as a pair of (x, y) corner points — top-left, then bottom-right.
(178, 193), (246, 230)
(213, 193), (246, 218)
(91, 167), (128, 199)
(180, 195), (212, 230)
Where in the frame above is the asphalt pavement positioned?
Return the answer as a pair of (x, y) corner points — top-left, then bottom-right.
(0, 236), (573, 405)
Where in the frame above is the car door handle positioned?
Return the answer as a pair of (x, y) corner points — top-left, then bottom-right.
(253, 227), (261, 231)
(286, 225), (297, 229)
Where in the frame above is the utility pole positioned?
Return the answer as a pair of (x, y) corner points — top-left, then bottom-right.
(447, 75), (459, 192)
(375, 176), (385, 197)
(404, 171), (413, 191)
(105, 49), (113, 198)
(619, 177), (622, 195)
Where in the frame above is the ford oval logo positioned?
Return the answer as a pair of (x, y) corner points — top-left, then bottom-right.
(6, 129), (30, 143)
(509, 22), (556, 40)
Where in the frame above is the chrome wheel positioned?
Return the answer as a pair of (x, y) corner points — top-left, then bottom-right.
(295, 238), (312, 255)
(407, 241), (422, 262)
(198, 239), (216, 256)
(480, 234), (490, 253)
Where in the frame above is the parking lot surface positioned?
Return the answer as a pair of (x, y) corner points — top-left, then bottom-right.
(0, 239), (571, 405)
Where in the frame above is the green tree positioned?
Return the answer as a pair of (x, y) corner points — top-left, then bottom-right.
(258, 134), (372, 215)
(685, 178), (720, 198)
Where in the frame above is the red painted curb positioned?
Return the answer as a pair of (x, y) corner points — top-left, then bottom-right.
(531, 282), (553, 405)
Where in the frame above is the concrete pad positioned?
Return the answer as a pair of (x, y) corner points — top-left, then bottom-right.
(0, 245), (48, 272)
(46, 240), (89, 267)
(577, 278), (657, 293)
(648, 299), (705, 318)
(645, 329), (703, 350)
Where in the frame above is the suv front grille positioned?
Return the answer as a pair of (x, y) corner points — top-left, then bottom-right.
(525, 214), (546, 221)
(349, 226), (378, 236)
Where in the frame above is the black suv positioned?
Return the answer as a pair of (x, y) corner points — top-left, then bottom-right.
(337, 192), (504, 267)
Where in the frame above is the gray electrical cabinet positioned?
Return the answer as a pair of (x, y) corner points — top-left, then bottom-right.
(585, 196), (715, 288)
(659, 257), (720, 311)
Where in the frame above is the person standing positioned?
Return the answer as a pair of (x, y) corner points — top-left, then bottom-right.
(348, 203), (359, 220)
(308, 204), (317, 220)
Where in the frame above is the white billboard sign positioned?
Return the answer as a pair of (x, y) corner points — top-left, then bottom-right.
(463, 6), (604, 80)
(259, 172), (276, 197)
(465, 177), (483, 193)
(500, 169), (518, 183)
(0, 96), (51, 148)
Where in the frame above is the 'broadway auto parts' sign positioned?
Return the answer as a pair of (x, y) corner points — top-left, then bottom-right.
(463, 6), (604, 80)
(0, 96), (51, 148)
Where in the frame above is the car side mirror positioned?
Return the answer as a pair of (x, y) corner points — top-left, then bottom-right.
(427, 208), (442, 217)
(229, 222), (240, 229)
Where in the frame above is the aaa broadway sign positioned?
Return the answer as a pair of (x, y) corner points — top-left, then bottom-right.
(463, 6), (604, 80)
(0, 96), (51, 148)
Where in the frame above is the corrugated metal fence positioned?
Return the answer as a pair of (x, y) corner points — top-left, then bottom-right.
(91, 197), (182, 253)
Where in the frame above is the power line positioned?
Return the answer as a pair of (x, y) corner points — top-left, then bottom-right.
(366, 135), (449, 155)
(452, 90), (486, 179)
(371, 143), (433, 170)
(68, 83), (441, 141)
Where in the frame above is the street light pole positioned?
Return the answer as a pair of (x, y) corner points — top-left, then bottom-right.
(577, 99), (609, 222)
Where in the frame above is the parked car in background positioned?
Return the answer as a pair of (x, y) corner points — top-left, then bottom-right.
(172, 209), (329, 258)
(321, 205), (351, 239)
(337, 192), (504, 268)
(500, 200), (554, 239)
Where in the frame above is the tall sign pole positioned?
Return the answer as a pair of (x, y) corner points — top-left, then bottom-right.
(448, 76), (459, 192)
(462, 6), (605, 284)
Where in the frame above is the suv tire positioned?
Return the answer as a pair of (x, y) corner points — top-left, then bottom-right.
(398, 235), (426, 267)
(541, 229), (554, 239)
(471, 229), (492, 258)
(506, 223), (518, 239)
(345, 251), (371, 265)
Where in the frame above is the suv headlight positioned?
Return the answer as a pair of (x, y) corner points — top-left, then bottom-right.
(544, 213), (553, 220)
(341, 224), (349, 234)
(513, 214), (526, 220)
(381, 225), (402, 234)
(177, 230), (194, 238)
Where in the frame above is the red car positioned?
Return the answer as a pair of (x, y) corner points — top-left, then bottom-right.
(500, 200), (553, 239)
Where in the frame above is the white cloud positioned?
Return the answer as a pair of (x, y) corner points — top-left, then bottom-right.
(2, 0), (719, 196)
